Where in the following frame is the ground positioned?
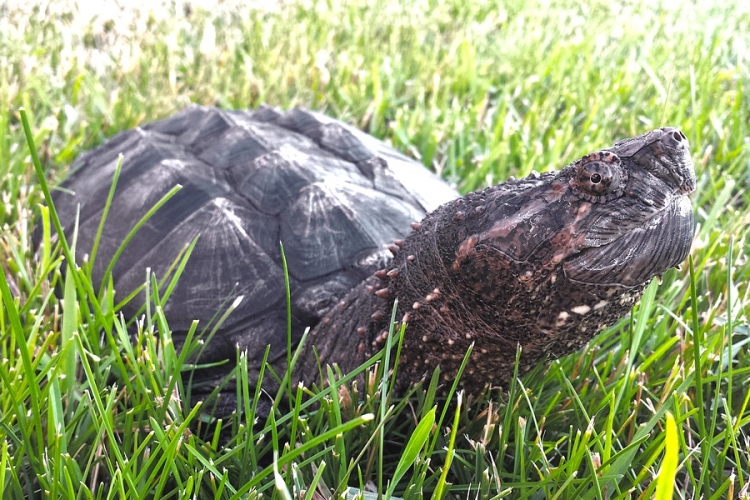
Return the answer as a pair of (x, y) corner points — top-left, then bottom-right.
(0, 0), (749, 498)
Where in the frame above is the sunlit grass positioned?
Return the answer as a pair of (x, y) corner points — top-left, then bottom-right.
(1, 0), (749, 498)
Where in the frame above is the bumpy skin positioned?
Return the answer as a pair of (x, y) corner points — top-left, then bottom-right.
(46, 106), (695, 407)
(297, 128), (696, 393)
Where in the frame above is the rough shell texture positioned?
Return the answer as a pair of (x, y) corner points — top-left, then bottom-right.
(50, 105), (459, 390)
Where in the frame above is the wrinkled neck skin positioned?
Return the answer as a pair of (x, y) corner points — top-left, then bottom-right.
(294, 186), (648, 394)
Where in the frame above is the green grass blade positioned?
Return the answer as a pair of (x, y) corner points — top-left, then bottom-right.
(385, 406), (435, 498)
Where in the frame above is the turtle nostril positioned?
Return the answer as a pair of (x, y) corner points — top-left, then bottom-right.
(671, 129), (688, 143)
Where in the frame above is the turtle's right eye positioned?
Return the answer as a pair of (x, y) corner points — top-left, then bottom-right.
(570, 151), (628, 203)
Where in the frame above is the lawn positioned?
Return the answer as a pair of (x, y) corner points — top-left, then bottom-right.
(1, 0), (749, 498)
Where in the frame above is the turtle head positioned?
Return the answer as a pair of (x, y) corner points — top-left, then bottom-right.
(562, 127), (695, 287)
(456, 127), (696, 290)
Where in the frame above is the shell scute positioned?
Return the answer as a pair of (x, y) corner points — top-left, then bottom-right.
(49, 105), (459, 373)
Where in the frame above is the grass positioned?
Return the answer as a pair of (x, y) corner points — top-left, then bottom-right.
(1, 0), (749, 497)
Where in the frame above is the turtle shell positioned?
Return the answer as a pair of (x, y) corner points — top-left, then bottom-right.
(51, 105), (459, 383)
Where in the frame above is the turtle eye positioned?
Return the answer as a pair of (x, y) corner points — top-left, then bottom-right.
(570, 151), (628, 203)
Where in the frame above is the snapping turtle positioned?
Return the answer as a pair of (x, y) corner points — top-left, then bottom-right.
(46, 106), (695, 406)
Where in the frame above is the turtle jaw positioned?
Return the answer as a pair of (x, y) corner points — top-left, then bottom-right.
(563, 193), (694, 288)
